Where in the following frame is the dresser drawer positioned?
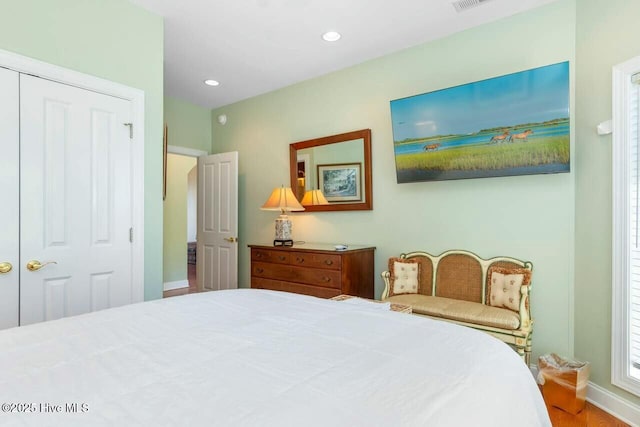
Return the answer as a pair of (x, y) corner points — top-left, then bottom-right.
(289, 251), (341, 270)
(252, 261), (341, 289)
(252, 278), (342, 299)
(251, 248), (290, 264)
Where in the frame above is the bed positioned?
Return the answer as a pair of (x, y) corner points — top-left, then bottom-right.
(0, 289), (550, 426)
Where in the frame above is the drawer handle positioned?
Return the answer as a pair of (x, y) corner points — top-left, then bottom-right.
(278, 255), (286, 261)
(296, 257), (304, 264)
(324, 259), (333, 266)
(322, 277), (331, 283)
(255, 268), (264, 274)
(256, 253), (263, 259)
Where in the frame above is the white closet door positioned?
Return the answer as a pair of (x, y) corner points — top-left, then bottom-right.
(197, 152), (239, 291)
(20, 75), (133, 325)
(0, 68), (19, 329)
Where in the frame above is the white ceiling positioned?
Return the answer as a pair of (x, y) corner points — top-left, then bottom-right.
(129, 0), (557, 109)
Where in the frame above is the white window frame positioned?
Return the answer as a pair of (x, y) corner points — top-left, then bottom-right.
(612, 55), (640, 396)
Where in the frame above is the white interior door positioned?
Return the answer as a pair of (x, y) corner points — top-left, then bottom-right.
(0, 68), (19, 329)
(197, 152), (238, 291)
(19, 74), (133, 325)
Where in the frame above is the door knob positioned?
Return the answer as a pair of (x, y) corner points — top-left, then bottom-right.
(26, 260), (57, 271)
(0, 262), (12, 274)
(224, 237), (238, 243)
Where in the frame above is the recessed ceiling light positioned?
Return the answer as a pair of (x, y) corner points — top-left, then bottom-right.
(321, 31), (341, 42)
(204, 79), (220, 86)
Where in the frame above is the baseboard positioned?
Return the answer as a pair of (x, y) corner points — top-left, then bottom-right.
(163, 280), (189, 291)
(530, 364), (640, 425)
(587, 381), (640, 426)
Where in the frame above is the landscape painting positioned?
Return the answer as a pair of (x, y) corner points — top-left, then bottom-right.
(390, 61), (570, 183)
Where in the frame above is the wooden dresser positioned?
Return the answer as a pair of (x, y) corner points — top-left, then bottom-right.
(248, 243), (375, 299)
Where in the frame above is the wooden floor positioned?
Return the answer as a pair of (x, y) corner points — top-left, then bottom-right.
(163, 275), (627, 426)
(163, 264), (199, 298)
(542, 389), (628, 426)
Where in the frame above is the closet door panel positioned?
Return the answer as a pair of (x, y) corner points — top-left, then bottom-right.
(20, 75), (133, 325)
(0, 68), (19, 330)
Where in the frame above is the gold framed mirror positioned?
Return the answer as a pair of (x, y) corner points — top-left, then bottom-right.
(289, 129), (372, 212)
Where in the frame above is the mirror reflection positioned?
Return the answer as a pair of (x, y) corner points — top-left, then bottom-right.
(289, 129), (372, 212)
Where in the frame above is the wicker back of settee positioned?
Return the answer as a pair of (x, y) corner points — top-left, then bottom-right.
(399, 250), (532, 305)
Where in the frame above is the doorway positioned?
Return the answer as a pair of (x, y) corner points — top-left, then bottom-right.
(163, 146), (207, 298)
(162, 148), (239, 297)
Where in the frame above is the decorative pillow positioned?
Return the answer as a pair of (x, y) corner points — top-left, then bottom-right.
(487, 266), (532, 312)
(388, 258), (420, 297)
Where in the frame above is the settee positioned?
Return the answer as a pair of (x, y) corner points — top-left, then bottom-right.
(381, 250), (533, 363)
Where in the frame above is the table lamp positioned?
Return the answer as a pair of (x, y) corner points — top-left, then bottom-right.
(261, 186), (305, 246)
(300, 189), (330, 206)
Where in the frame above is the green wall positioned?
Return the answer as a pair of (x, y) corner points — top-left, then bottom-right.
(575, 0), (640, 404)
(163, 154), (197, 284)
(165, 96), (212, 152)
(213, 0), (576, 360)
(0, 0), (164, 300)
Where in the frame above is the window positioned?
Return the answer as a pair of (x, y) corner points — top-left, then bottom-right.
(613, 55), (640, 396)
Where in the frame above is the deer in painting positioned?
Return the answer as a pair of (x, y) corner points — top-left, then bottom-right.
(424, 143), (441, 151)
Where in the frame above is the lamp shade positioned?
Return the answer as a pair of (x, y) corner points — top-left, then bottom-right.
(300, 189), (329, 206)
(261, 186), (305, 213)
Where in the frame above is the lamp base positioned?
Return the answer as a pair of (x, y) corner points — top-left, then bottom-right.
(274, 214), (293, 241)
(273, 239), (293, 247)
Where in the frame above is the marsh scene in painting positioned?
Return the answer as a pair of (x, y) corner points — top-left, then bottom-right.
(390, 62), (570, 183)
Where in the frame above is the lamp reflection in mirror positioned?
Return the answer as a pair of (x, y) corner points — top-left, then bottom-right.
(296, 171), (305, 201)
(301, 189), (329, 206)
(261, 186), (304, 246)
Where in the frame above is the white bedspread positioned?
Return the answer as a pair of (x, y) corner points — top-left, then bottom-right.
(0, 289), (550, 426)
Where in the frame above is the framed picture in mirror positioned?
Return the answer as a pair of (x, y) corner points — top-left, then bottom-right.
(317, 163), (362, 202)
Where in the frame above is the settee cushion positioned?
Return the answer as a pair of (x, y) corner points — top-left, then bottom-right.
(388, 258), (420, 296)
(386, 294), (520, 330)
